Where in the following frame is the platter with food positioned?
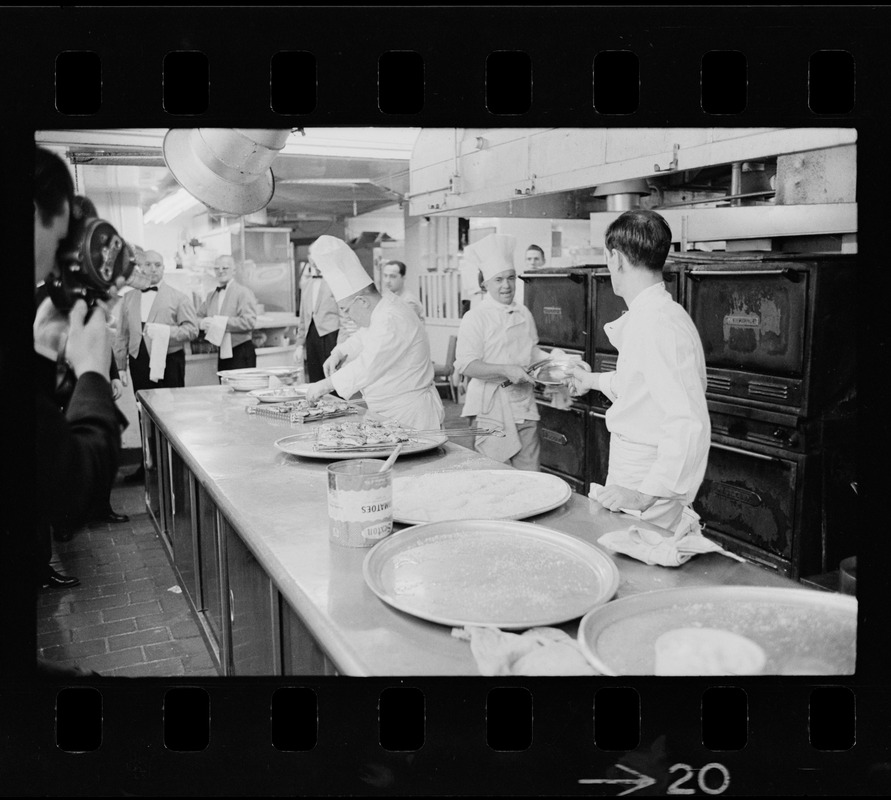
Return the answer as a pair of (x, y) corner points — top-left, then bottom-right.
(392, 469), (572, 524)
(363, 519), (619, 629)
(577, 585), (857, 676)
(275, 420), (446, 459)
(249, 385), (309, 403)
(247, 396), (358, 423)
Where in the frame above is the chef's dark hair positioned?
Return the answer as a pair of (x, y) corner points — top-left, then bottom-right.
(34, 146), (74, 227)
(605, 209), (672, 271)
(526, 244), (545, 258)
(384, 260), (407, 276)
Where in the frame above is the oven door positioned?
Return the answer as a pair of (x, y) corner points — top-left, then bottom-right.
(536, 402), (588, 491)
(695, 440), (802, 573)
(521, 271), (591, 351)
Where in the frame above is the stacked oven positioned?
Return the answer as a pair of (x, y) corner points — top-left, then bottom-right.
(672, 251), (858, 579)
(525, 253), (857, 581)
(520, 268), (596, 493)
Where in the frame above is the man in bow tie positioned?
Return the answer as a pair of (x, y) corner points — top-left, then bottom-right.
(454, 233), (554, 471)
(197, 255), (259, 375)
(115, 249), (198, 482)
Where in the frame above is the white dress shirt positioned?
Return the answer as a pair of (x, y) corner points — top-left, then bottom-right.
(330, 294), (443, 430)
(598, 282), (710, 501)
(140, 287), (158, 323)
(455, 293), (541, 424)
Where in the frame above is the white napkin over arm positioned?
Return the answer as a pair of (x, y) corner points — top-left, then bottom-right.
(144, 323), (170, 382)
(205, 315), (233, 359)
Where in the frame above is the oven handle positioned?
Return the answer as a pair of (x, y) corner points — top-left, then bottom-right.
(519, 273), (586, 284)
(688, 268), (802, 282)
(709, 441), (780, 461)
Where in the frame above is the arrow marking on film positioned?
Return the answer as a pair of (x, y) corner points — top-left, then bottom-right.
(578, 764), (656, 796)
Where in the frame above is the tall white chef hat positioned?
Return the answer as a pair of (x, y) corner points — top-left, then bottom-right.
(463, 233), (517, 281)
(309, 235), (373, 302)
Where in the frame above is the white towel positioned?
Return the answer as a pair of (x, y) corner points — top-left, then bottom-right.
(205, 315), (233, 359)
(589, 482), (747, 567)
(451, 626), (598, 675)
(474, 383), (521, 462)
(144, 323), (170, 382)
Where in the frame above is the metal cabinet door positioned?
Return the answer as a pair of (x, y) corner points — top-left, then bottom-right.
(167, 446), (198, 606)
(223, 519), (280, 676)
(195, 483), (224, 665)
(280, 600), (339, 676)
(141, 411), (164, 535)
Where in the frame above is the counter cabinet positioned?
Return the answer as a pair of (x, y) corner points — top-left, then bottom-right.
(139, 408), (337, 677)
(135, 385), (803, 677)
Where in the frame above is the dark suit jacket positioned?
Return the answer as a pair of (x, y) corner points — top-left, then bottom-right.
(34, 353), (123, 528)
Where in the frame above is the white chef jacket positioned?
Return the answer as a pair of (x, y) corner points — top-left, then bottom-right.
(598, 282), (710, 502)
(330, 294), (444, 431)
(455, 293), (541, 424)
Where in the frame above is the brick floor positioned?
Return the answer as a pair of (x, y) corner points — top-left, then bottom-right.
(37, 470), (220, 678)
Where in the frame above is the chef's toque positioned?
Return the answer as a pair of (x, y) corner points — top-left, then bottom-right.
(309, 235), (373, 302)
(464, 233), (517, 281)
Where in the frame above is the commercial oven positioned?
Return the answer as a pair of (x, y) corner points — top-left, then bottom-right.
(535, 399), (590, 494)
(520, 268), (594, 357)
(673, 251), (857, 417)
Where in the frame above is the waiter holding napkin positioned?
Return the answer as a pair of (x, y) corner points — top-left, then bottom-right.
(198, 254), (259, 373)
(454, 233), (555, 471)
(303, 235), (444, 431)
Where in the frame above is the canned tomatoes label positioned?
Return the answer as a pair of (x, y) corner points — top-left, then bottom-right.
(327, 460), (394, 548)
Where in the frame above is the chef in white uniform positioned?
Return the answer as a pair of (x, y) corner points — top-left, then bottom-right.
(303, 235), (444, 431)
(568, 209), (710, 535)
(454, 233), (554, 471)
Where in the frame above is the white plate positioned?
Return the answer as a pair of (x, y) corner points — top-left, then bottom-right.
(577, 586), (858, 676)
(363, 520), (619, 629)
(274, 432), (447, 460)
(249, 387), (307, 403)
(392, 469), (572, 524)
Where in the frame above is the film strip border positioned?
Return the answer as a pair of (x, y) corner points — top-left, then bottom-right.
(4, 5), (890, 797)
(54, 49), (856, 118)
(18, 681), (875, 795)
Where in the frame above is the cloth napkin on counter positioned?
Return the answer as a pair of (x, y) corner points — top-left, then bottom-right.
(589, 482), (747, 567)
(204, 315), (233, 359)
(474, 383), (521, 463)
(451, 625), (598, 675)
(144, 323), (170, 382)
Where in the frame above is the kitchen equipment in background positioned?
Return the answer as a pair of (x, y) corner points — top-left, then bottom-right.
(536, 400), (590, 494)
(362, 520), (620, 629)
(520, 268), (595, 354)
(162, 128), (291, 215)
(673, 251), (856, 417)
(591, 178), (651, 212)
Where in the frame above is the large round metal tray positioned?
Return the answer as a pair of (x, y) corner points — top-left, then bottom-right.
(577, 586), (857, 676)
(363, 520), (619, 630)
(392, 469), (572, 524)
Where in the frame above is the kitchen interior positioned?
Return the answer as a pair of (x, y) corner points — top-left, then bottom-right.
(36, 126), (858, 678)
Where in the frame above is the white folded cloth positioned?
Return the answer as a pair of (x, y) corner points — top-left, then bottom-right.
(144, 323), (170, 382)
(451, 625), (598, 675)
(589, 482), (747, 567)
(205, 315), (232, 359)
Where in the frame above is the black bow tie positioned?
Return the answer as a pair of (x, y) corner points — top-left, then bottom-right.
(214, 284), (227, 292)
(311, 274), (322, 279)
(142, 286), (158, 293)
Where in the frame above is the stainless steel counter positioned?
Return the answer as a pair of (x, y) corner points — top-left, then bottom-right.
(137, 385), (800, 676)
